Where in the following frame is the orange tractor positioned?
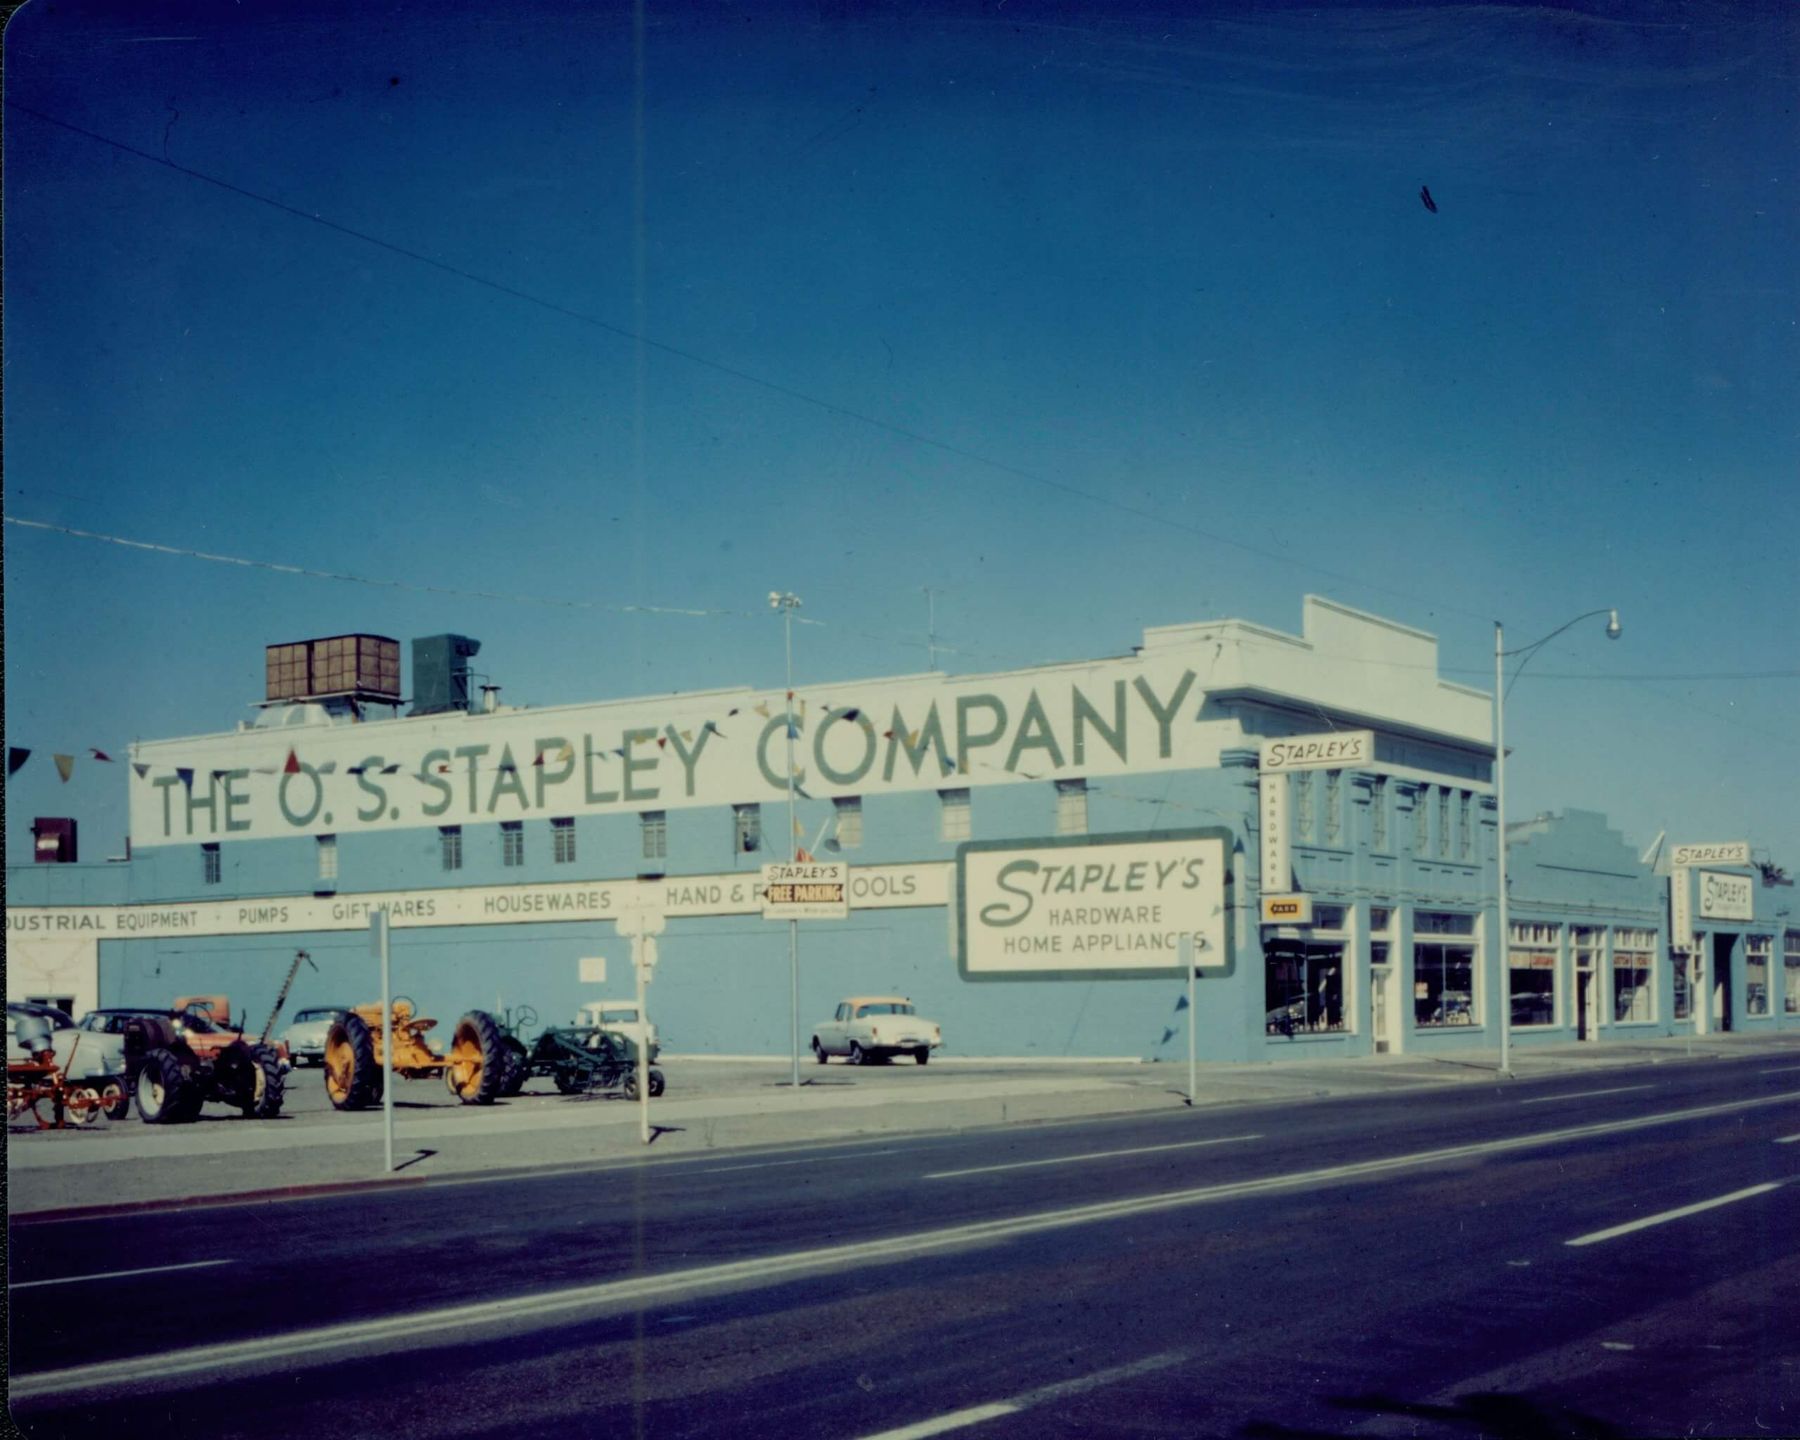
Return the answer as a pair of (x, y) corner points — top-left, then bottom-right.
(7, 1012), (127, 1129)
(323, 1000), (508, 1110)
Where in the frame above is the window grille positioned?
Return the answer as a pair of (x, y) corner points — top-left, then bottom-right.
(1055, 778), (1088, 836)
(939, 789), (971, 842)
(552, 818), (576, 865)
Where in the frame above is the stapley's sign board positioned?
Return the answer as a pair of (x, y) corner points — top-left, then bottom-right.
(1671, 842), (1750, 868)
(761, 862), (849, 920)
(1261, 894), (1314, 925)
(957, 829), (1230, 981)
(1697, 869), (1754, 922)
(1259, 730), (1375, 773)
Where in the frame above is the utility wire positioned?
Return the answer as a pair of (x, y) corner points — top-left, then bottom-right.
(6, 99), (1490, 626)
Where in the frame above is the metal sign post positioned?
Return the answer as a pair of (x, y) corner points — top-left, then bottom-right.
(370, 911), (394, 1173)
(612, 904), (665, 1145)
(1180, 933), (1197, 1106)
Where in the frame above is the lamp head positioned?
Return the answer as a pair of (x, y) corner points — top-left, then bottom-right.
(1605, 609), (1622, 640)
(769, 591), (781, 609)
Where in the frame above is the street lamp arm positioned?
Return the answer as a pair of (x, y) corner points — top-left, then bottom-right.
(1498, 608), (1620, 700)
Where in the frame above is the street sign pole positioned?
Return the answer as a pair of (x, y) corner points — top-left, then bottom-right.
(370, 911), (394, 1174)
(613, 904), (665, 1145)
(1181, 933), (1197, 1106)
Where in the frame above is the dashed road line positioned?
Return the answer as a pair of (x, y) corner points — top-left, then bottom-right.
(927, 1135), (1261, 1180)
(10, 1259), (233, 1291)
(857, 1350), (1188, 1438)
(1565, 1183), (1783, 1248)
(1519, 1085), (1654, 1105)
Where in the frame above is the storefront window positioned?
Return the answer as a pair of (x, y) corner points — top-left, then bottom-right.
(1612, 927), (1655, 1023)
(1673, 951), (1693, 1020)
(1786, 932), (1800, 1015)
(1509, 921), (1559, 1027)
(1746, 935), (1773, 1017)
(1414, 911), (1476, 1027)
(1264, 939), (1344, 1036)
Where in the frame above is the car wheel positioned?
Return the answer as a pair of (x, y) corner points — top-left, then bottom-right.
(102, 1080), (132, 1120)
(648, 1068), (666, 1098)
(915, 1049), (930, 1066)
(812, 1037), (828, 1064)
(848, 1042), (866, 1066)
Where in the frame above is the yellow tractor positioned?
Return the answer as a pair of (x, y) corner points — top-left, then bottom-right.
(323, 1000), (506, 1110)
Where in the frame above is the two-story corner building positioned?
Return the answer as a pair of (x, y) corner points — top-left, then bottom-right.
(8, 598), (1793, 1061)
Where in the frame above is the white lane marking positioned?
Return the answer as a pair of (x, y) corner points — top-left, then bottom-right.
(1565, 1183), (1783, 1248)
(14, 1091), (1797, 1403)
(927, 1135), (1261, 1180)
(1775, 1135), (1800, 1145)
(688, 1149), (902, 1175)
(1760, 1066), (1800, 1076)
(858, 1350), (1188, 1439)
(1519, 1085), (1654, 1105)
(9, 1259), (232, 1291)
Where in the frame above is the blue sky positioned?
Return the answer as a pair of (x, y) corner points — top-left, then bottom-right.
(4, 0), (1796, 871)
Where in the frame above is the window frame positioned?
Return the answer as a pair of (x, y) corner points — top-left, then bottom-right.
(201, 843), (221, 886)
(440, 825), (463, 872)
(551, 817), (577, 865)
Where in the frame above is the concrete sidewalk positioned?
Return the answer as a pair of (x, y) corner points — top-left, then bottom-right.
(9, 1033), (1796, 1217)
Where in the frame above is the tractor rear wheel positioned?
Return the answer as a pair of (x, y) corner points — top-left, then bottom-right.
(243, 1044), (286, 1118)
(553, 1070), (588, 1095)
(498, 1036), (529, 1097)
(136, 1047), (200, 1123)
(325, 1013), (380, 1111)
(445, 1011), (506, 1105)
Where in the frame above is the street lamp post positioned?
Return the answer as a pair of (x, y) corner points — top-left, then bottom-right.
(1494, 608), (1621, 1077)
(770, 590), (804, 1089)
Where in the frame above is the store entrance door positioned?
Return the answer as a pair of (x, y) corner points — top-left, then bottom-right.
(1576, 971), (1596, 1042)
(1712, 933), (1735, 1032)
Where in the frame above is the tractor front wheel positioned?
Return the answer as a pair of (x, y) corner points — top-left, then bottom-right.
(445, 1011), (506, 1105)
(325, 1013), (380, 1111)
(498, 1036), (529, 1097)
(137, 1048), (200, 1123)
(102, 1080), (131, 1120)
(242, 1044), (286, 1119)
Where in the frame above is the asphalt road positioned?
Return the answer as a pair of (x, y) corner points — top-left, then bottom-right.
(10, 1056), (1799, 1438)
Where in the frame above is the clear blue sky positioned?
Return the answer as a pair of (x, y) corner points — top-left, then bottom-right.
(4, 0), (1796, 871)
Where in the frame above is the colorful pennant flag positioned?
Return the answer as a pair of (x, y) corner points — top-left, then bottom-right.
(53, 753), (75, 783)
(7, 748), (28, 777)
(133, 762), (150, 780)
(754, 702), (770, 719)
(1159, 1027), (1177, 1046)
(176, 767), (196, 789)
(90, 748), (114, 762)
(284, 749), (301, 775)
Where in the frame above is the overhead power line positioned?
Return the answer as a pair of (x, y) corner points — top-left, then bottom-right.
(5, 99), (1489, 627)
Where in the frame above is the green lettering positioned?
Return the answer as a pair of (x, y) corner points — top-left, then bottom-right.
(222, 769), (252, 832)
(815, 708), (876, 786)
(1004, 689), (1065, 772)
(418, 749), (454, 818)
(955, 694), (1008, 774)
(882, 704), (952, 780)
(532, 737), (574, 807)
(1073, 681), (1128, 765)
(354, 756), (388, 822)
(663, 724), (712, 797)
(622, 728), (661, 802)
(1133, 669), (1196, 759)
(455, 744), (490, 812)
(487, 744), (530, 813)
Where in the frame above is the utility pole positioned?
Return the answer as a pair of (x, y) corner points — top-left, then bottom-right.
(770, 591), (804, 1089)
(924, 587), (940, 672)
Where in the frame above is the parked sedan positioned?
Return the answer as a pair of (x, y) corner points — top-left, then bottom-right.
(812, 996), (942, 1065)
(281, 1006), (351, 1067)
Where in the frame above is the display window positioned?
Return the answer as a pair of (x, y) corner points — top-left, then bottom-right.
(1612, 927), (1656, 1023)
(1414, 911), (1477, 1028)
(1746, 936), (1773, 1017)
(1508, 921), (1559, 1028)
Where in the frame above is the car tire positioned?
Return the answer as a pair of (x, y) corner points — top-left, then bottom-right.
(915, 1050), (930, 1066)
(848, 1042), (866, 1066)
(648, 1067), (666, 1098)
(244, 1044), (286, 1119)
(102, 1080), (131, 1120)
(812, 1037), (828, 1064)
(325, 1013), (379, 1111)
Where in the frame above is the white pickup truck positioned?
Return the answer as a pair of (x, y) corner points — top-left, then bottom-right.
(811, 996), (942, 1066)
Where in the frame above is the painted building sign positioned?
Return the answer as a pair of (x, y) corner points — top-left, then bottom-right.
(5, 863), (948, 941)
(1670, 842), (1750, 868)
(1696, 869), (1754, 921)
(129, 662), (1214, 847)
(1260, 772), (1289, 893)
(1670, 867), (1694, 953)
(957, 830), (1230, 980)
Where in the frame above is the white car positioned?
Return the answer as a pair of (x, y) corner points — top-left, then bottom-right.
(812, 996), (942, 1066)
(578, 1001), (658, 1056)
(281, 1007), (351, 1067)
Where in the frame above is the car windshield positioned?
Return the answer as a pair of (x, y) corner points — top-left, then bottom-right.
(294, 1009), (340, 1022)
(177, 1012), (221, 1033)
(858, 1003), (915, 1017)
(601, 1008), (640, 1023)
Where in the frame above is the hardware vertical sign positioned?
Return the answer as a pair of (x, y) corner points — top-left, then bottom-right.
(1260, 772), (1289, 893)
(1670, 868), (1693, 954)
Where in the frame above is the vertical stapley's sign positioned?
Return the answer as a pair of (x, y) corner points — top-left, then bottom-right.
(1697, 869), (1754, 921)
(957, 829), (1230, 981)
(1260, 771), (1289, 894)
(1669, 868), (1694, 953)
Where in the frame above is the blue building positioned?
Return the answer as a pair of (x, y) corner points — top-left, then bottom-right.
(9, 598), (1796, 1060)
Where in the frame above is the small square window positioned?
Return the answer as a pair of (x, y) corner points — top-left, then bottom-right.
(1055, 778), (1088, 836)
(642, 811), (667, 860)
(834, 796), (863, 849)
(551, 817), (576, 865)
(939, 788), (971, 843)
(734, 804), (761, 854)
(501, 822), (524, 867)
(440, 826), (463, 872)
(317, 834), (338, 882)
(201, 843), (221, 885)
